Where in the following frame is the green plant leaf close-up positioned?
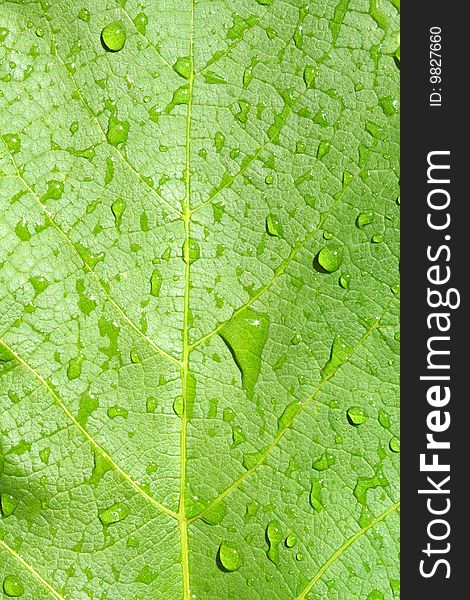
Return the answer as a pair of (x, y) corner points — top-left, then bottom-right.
(0, 0), (399, 598)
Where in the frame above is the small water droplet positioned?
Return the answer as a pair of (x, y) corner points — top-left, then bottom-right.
(356, 211), (374, 229)
(313, 451), (336, 471)
(111, 198), (126, 231)
(218, 541), (244, 572)
(99, 502), (129, 526)
(107, 115), (129, 147)
(173, 56), (192, 80)
(371, 234), (384, 243)
(101, 22), (126, 52)
(266, 520), (283, 564)
(1, 493), (18, 517)
(303, 64), (316, 87)
(201, 501), (227, 525)
(367, 590), (384, 600)
(339, 272), (351, 289)
(347, 406), (368, 426)
(3, 576), (24, 597)
(317, 140), (330, 160)
(316, 245), (343, 273)
(150, 269), (162, 297)
(265, 213), (282, 237)
(321, 334), (351, 378)
(309, 478), (324, 511)
(285, 533), (297, 548)
(78, 8), (90, 22)
(182, 238), (200, 264)
(3, 133), (21, 155)
(378, 409), (391, 429)
(107, 406), (128, 419)
(389, 437), (400, 453)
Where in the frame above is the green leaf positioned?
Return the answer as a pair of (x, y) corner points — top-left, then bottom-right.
(0, 1), (399, 598)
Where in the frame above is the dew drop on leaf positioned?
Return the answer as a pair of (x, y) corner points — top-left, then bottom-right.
(266, 213), (282, 237)
(266, 520), (283, 564)
(367, 590), (384, 600)
(356, 211), (374, 229)
(309, 478), (324, 512)
(78, 8), (90, 22)
(3, 576), (24, 597)
(173, 56), (192, 80)
(347, 406), (368, 426)
(285, 533), (297, 548)
(150, 269), (163, 297)
(182, 238), (201, 264)
(339, 272), (351, 289)
(371, 234), (384, 243)
(316, 245), (343, 273)
(99, 502), (129, 526)
(3, 133), (21, 155)
(217, 541), (244, 572)
(218, 309), (269, 400)
(389, 437), (400, 453)
(313, 451), (336, 471)
(107, 406), (128, 419)
(1, 493), (18, 517)
(201, 501), (227, 525)
(378, 408), (391, 429)
(111, 198), (126, 231)
(107, 116), (129, 147)
(101, 22), (126, 52)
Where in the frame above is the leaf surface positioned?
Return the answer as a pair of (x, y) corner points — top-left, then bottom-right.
(0, 0), (399, 598)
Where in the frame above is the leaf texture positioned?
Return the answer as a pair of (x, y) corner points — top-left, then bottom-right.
(0, 0), (399, 598)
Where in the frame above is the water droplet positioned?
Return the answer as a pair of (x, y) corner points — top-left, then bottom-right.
(277, 401), (303, 433)
(296, 552), (304, 561)
(111, 198), (126, 231)
(356, 211), (374, 229)
(101, 22), (126, 52)
(150, 269), (162, 297)
(3, 133), (21, 155)
(134, 565), (158, 584)
(1, 493), (18, 517)
(266, 213), (282, 237)
(242, 447), (267, 470)
(321, 334), (351, 378)
(265, 173), (273, 185)
(107, 406), (128, 419)
(165, 85), (190, 112)
(304, 64), (316, 87)
(214, 131), (225, 152)
(173, 396), (184, 417)
(257, 0), (274, 4)
(313, 451), (336, 471)
(266, 520), (283, 564)
(379, 95), (399, 116)
(107, 116), (129, 147)
(285, 533), (297, 548)
(39, 447), (50, 464)
(30, 275), (49, 295)
(309, 478), (324, 511)
(354, 465), (390, 506)
(3, 576), (24, 597)
(378, 409), (391, 429)
(371, 234), (384, 243)
(67, 355), (83, 380)
(390, 283), (400, 295)
(218, 541), (244, 572)
(218, 309), (269, 400)
(99, 502), (129, 526)
(78, 8), (90, 22)
(390, 579), (400, 597)
(347, 406), (368, 426)
(133, 12), (148, 35)
(0, 27), (9, 42)
(339, 272), (351, 289)
(244, 499), (260, 523)
(173, 56), (192, 80)
(316, 245), (343, 273)
(317, 140), (330, 160)
(201, 501), (227, 525)
(389, 437), (400, 453)
(182, 238), (200, 264)
(35, 27), (44, 37)
(235, 100), (249, 124)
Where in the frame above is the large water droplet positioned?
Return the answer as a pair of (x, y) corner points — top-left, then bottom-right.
(316, 245), (343, 273)
(347, 406), (368, 426)
(218, 309), (269, 400)
(3, 576), (24, 597)
(99, 502), (129, 526)
(218, 541), (244, 572)
(101, 22), (126, 52)
(266, 520), (283, 564)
